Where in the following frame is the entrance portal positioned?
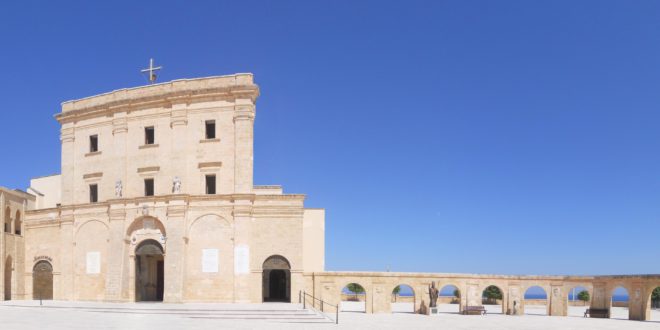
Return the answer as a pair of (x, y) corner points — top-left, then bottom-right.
(135, 239), (164, 302)
(262, 255), (291, 302)
(32, 261), (53, 300)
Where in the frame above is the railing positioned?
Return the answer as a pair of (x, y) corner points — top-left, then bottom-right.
(300, 290), (339, 324)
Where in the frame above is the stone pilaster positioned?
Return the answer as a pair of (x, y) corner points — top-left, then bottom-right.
(59, 210), (75, 300)
(0, 193), (5, 300)
(111, 114), (128, 199)
(232, 200), (253, 302)
(371, 282), (390, 313)
(507, 284), (523, 315)
(169, 103), (188, 194)
(591, 282), (608, 309)
(60, 125), (75, 206)
(104, 203), (126, 301)
(233, 99), (255, 194)
(628, 282), (644, 320)
(549, 284), (566, 316)
(163, 199), (186, 303)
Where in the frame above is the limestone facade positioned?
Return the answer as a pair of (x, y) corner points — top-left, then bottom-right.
(22, 74), (325, 303)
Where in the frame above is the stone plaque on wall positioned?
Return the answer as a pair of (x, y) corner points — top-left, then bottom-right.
(86, 252), (100, 274)
(234, 245), (250, 275)
(202, 249), (219, 273)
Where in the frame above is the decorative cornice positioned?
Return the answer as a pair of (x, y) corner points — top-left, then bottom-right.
(198, 161), (222, 169)
(82, 172), (103, 180)
(137, 166), (160, 173)
(56, 75), (259, 124)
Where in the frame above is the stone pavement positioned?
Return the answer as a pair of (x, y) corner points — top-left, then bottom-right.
(0, 301), (658, 329)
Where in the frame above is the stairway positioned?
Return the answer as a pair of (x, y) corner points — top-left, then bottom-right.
(0, 302), (334, 324)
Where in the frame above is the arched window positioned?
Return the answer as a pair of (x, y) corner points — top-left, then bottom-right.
(3, 207), (10, 233)
(14, 211), (21, 236)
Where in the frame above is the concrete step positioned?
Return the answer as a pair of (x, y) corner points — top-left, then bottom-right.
(0, 302), (335, 324)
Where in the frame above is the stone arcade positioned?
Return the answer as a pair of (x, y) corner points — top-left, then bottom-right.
(0, 74), (658, 321)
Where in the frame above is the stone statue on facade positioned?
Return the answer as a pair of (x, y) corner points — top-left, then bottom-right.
(429, 281), (439, 308)
(115, 180), (122, 197)
(173, 176), (181, 193)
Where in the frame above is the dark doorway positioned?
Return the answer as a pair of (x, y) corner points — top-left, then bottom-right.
(262, 255), (291, 302)
(32, 261), (53, 300)
(135, 239), (164, 302)
(4, 256), (12, 300)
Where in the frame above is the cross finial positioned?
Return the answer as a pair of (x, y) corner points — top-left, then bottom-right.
(141, 58), (162, 84)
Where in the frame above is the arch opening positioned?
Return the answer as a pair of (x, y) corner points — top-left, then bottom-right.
(262, 255), (291, 302)
(4, 207), (10, 233)
(524, 286), (548, 316)
(391, 284), (415, 313)
(438, 284), (460, 314)
(482, 285), (505, 314)
(567, 286), (590, 317)
(610, 286), (629, 320)
(135, 239), (164, 302)
(14, 211), (20, 235)
(340, 283), (366, 313)
(648, 286), (660, 321)
(32, 260), (53, 300)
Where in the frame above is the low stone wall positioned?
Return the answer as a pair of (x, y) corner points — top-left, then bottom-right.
(524, 299), (548, 306)
(390, 295), (415, 303)
(305, 271), (660, 320)
(340, 293), (366, 302)
(612, 301), (629, 307)
(438, 296), (460, 304)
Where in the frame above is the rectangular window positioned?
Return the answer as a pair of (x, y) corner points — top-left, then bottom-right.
(205, 120), (216, 139)
(89, 184), (98, 203)
(145, 126), (155, 145)
(89, 135), (98, 152)
(144, 178), (155, 197)
(205, 175), (216, 195)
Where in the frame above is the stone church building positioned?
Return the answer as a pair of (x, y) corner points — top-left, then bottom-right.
(0, 74), (325, 303)
(1, 73), (659, 322)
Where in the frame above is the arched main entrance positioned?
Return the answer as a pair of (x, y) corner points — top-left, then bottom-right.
(32, 261), (53, 300)
(135, 239), (164, 302)
(262, 255), (291, 302)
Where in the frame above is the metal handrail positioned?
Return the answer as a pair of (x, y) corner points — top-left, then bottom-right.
(300, 290), (339, 324)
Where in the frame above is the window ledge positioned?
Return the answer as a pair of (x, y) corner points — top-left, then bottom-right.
(200, 138), (220, 143)
(139, 144), (159, 149)
(85, 151), (102, 157)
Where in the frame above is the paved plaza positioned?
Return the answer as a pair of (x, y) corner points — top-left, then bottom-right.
(0, 301), (658, 329)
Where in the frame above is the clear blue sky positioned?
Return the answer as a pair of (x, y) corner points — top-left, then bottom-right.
(1, 1), (659, 276)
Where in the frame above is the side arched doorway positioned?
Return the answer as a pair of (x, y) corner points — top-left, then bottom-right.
(262, 255), (291, 302)
(135, 239), (164, 302)
(33, 261), (53, 300)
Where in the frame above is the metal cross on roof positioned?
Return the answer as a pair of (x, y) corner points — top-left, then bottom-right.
(141, 58), (162, 84)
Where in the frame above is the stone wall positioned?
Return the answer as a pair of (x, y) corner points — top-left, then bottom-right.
(304, 272), (660, 320)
